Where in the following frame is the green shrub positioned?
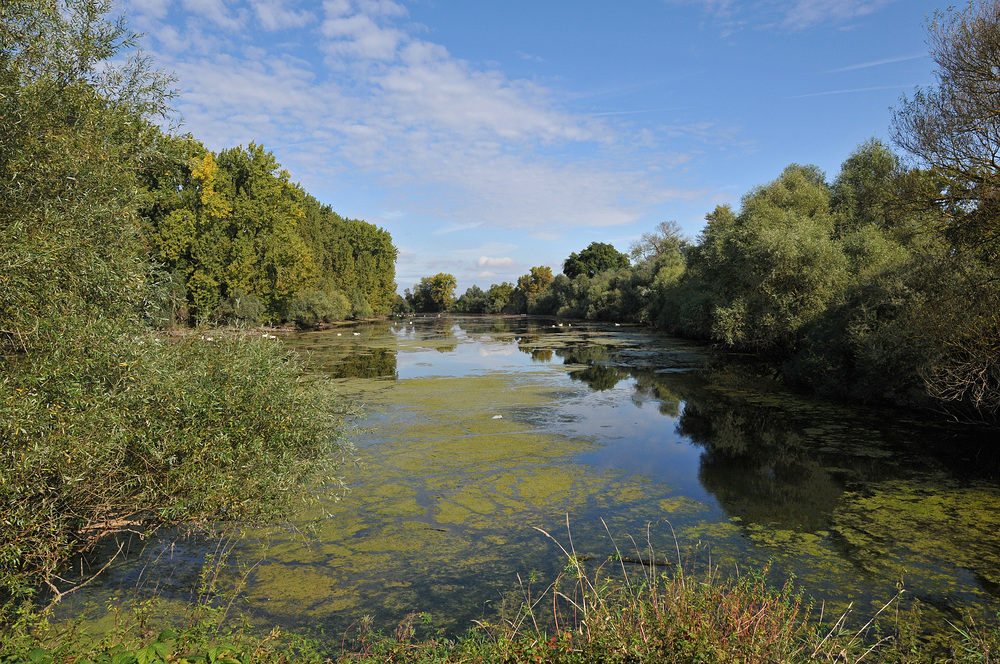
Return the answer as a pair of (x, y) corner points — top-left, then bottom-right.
(287, 289), (350, 326)
(0, 327), (347, 611)
(214, 288), (267, 326)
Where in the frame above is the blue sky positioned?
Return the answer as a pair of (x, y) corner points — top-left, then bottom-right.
(121, 0), (942, 294)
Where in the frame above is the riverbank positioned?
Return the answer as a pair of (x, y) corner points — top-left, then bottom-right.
(5, 550), (997, 663)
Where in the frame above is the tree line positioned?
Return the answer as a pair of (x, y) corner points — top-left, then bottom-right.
(142, 140), (397, 327)
(406, 1), (1000, 423)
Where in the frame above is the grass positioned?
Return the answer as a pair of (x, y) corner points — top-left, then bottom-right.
(4, 518), (997, 663)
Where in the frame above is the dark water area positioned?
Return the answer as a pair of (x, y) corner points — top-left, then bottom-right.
(59, 315), (1000, 645)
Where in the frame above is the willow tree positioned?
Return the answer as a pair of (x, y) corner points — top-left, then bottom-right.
(1, 0), (174, 350)
(692, 165), (848, 353)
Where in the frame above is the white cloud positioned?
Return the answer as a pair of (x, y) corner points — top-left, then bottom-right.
(477, 256), (515, 268)
(380, 41), (605, 144)
(321, 0), (408, 61)
(322, 12), (406, 61)
(180, 0), (244, 32)
(782, 0), (893, 30)
(250, 0), (315, 31)
(136, 0), (718, 241)
(126, 0), (171, 20)
(665, 0), (899, 31)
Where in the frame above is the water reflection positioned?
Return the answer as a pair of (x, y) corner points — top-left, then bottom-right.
(679, 400), (843, 532)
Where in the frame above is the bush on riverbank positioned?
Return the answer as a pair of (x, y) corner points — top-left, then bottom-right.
(0, 328), (348, 608)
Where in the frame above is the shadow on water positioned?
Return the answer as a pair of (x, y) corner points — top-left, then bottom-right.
(56, 315), (1000, 644)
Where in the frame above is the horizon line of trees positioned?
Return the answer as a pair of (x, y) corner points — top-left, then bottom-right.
(412, 137), (996, 421)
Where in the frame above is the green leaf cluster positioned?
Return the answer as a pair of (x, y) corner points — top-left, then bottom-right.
(140, 141), (397, 325)
(408, 273), (458, 312)
(562, 242), (630, 279)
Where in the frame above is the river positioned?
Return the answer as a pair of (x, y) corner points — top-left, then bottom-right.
(62, 315), (1000, 645)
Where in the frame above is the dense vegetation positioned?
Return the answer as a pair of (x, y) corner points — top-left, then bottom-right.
(142, 141), (397, 326)
(0, 0), (351, 641)
(444, 140), (1000, 421)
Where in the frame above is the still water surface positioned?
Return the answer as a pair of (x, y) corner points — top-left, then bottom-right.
(66, 316), (1000, 641)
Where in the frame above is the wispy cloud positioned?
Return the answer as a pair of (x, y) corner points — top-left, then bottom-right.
(782, 0), (894, 30)
(249, 0), (315, 31)
(828, 53), (925, 73)
(665, 0), (900, 32)
(789, 83), (913, 99)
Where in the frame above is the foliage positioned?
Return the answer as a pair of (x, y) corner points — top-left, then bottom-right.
(140, 141), (397, 325)
(0, 331), (347, 611)
(10, 527), (999, 664)
(563, 242), (630, 279)
(830, 138), (905, 237)
(891, 0), (1000, 255)
(409, 273), (457, 312)
(515, 266), (555, 311)
(214, 289), (267, 326)
(0, 0), (172, 354)
(629, 220), (688, 262)
(459, 135), (998, 419)
(454, 285), (488, 313)
(887, 0), (1000, 420)
(287, 289), (352, 327)
(485, 282), (517, 314)
(669, 165), (848, 353)
(0, 0), (349, 636)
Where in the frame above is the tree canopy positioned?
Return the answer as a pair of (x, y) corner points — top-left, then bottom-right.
(141, 140), (397, 324)
(410, 273), (457, 312)
(891, 0), (1000, 254)
(563, 242), (630, 279)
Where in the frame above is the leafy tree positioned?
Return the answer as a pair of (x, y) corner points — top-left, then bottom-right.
(299, 199), (397, 318)
(485, 282), (516, 314)
(514, 266), (554, 312)
(288, 289), (351, 326)
(517, 266), (555, 296)
(891, 0), (1000, 254)
(393, 293), (412, 314)
(629, 221), (688, 262)
(455, 285), (488, 313)
(411, 273), (457, 312)
(141, 141), (397, 323)
(1, 0), (174, 350)
(563, 242), (630, 278)
(830, 139), (904, 237)
(685, 165), (848, 352)
(0, 0), (351, 621)
(888, 2), (1000, 420)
